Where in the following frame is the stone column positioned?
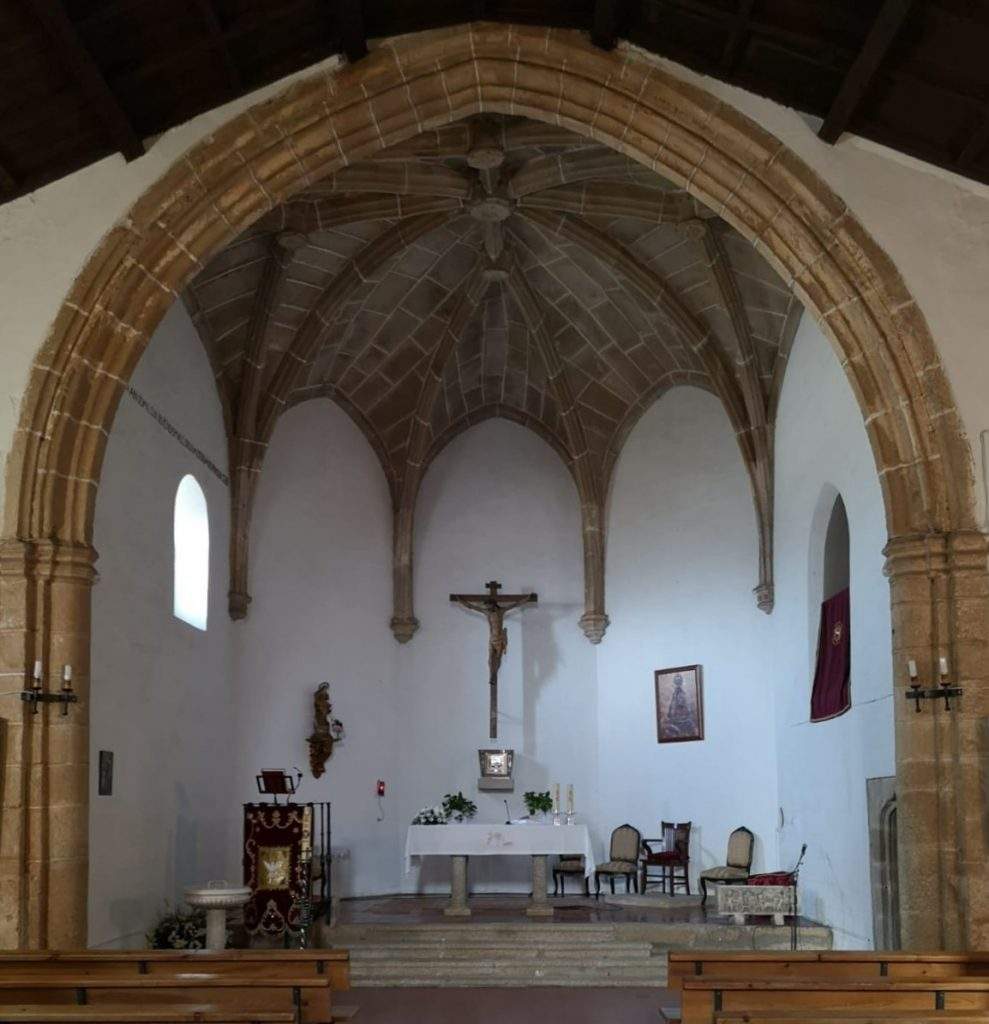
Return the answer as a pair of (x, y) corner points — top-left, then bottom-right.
(443, 855), (471, 917)
(885, 531), (989, 950)
(578, 499), (609, 644)
(526, 855), (553, 917)
(0, 539), (95, 949)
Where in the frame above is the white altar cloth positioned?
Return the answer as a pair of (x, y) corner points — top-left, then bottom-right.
(405, 823), (595, 877)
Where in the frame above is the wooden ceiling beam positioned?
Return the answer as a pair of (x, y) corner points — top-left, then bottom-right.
(191, 0), (242, 92)
(336, 0), (368, 64)
(591, 0), (621, 50)
(721, 0), (755, 75)
(24, 0), (144, 161)
(819, 0), (915, 145)
(0, 157), (17, 198)
(957, 111), (989, 170)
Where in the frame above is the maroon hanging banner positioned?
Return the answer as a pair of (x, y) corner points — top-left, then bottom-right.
(810, 587), (851, 722)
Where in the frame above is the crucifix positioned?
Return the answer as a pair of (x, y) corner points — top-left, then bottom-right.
(450, 580), (538, 739)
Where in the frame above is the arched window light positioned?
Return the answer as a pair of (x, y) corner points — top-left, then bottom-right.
(173, 474), (209, 630)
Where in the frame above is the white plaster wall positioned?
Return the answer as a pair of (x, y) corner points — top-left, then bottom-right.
(234, 400), (400, 897)
(399, 419), (597, 893)
(772, 315), (895, 949)
(3, 41), (989, 527)
(89, 302), (236, 948)
(599, 388), (779, 891)
(0, 55), (340, 524)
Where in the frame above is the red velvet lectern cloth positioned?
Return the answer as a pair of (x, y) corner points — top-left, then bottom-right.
(810, 587), (851, 722)
(243, 802), (311, 938)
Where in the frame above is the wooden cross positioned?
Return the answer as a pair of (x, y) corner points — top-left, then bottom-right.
(449, 581), (538, 739)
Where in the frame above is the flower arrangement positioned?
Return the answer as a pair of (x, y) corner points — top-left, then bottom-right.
(442, 791), (478, 822)
(411, 805), (448, 825)
(523, 790), (553, 816)
(146, 904), (211, 950)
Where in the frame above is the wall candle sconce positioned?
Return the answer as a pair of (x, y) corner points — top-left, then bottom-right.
(20, 663), (78, 716)
(905, 657), (963, 713)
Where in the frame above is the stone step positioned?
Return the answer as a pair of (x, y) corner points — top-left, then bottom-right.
(327, 930), (620, 947)
(349, 963), (669, 988)
(350, 944), (655, 961)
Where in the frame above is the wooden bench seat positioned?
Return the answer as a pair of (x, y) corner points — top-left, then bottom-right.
(0, 953), (349, 992)
(681, 978), (989, 1024)
(669, 952), (989, 989)
(713, 1011), (989, 1023)
(0, 975), (332, 1024)
(0, 1007), (294, 1023)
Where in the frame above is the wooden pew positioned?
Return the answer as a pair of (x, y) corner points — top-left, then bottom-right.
(669, 951), (989, 990)
(713, 1012), (989, 1024)
(680, 977), (989, 1024)
(0, 1010), (294, 1023)
(0, 951), (353, 1024)
(0, 975), (331, 1024)
(0, 952), (349, 992)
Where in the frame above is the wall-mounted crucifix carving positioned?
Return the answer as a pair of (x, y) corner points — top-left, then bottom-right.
(450, 580), (537, 740)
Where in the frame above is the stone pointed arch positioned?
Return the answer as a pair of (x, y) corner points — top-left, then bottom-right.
(1, 21), (983, 952)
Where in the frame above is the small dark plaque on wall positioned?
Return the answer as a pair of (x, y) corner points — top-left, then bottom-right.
(98, 750), (114, 796)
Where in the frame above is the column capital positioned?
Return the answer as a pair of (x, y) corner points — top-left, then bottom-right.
(0, 538), (98, 583)
(883, 530), (988, 579)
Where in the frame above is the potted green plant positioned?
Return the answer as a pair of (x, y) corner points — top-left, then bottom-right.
(523, 790), (553, 821)
(411, 805), (448, 824)
(146, 904), (211, 949)
(442, 791), (478, 822)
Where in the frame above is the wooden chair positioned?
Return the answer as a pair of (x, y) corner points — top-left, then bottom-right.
(552, 855), (589, 896)
(698, 825), (754, 904)
(641, 821), (691, 895)
(594, 824), (641, 896)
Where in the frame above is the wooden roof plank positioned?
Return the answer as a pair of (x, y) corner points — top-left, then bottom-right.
(591, 0), (621, 50)
(23, 0), (144, 161)
(336, 0), (368, 64)
(721, 0), (756, 75)
(819, 0), (917, 145)
(191, 0), (242, 92)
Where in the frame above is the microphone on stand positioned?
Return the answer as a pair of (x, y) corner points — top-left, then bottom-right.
(504, 800), (511, 825)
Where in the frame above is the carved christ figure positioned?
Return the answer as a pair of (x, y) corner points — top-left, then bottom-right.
(450, 581), (538, 739)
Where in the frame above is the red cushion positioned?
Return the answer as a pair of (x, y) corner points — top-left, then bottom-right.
(748, 871), (794, 886)
(645, 851), (682, 864)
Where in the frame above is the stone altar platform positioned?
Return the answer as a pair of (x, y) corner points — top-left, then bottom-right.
(318, 894), (832, 988)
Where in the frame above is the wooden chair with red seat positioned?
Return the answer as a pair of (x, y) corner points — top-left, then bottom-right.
(640, 821), (691, 895)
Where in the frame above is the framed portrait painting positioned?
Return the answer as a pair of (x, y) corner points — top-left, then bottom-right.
(655, 665), (704, 743)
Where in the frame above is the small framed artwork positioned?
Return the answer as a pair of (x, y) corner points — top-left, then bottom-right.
(655, 665), (704, 743)
(478, 749), (514, 779)
(98, 750), (114, 796)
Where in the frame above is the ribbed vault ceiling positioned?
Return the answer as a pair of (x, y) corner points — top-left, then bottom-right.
(184, 113), (801, 502)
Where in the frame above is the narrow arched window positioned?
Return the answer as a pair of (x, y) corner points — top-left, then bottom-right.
(173, 474), (209, 630)
(811, 495), (850, 721)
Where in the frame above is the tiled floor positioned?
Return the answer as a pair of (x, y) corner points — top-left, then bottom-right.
(346, 985), (672, 1022)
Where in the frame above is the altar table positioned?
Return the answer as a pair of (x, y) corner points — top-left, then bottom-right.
(405, 823), (595, 917)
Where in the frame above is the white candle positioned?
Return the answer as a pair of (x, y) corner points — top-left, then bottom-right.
(552, 783), (560, 813)
(62, 664), (72, 689)
(567, 784), (574, 815)
(907, 659), (918, 680)
(32, 660), (41, 680)
(939, 657), (949, 677)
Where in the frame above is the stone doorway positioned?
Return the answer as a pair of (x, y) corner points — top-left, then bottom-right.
(867, 776), (900, 950)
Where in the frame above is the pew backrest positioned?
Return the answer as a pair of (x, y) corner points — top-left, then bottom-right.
(668, 951), (989, 990)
